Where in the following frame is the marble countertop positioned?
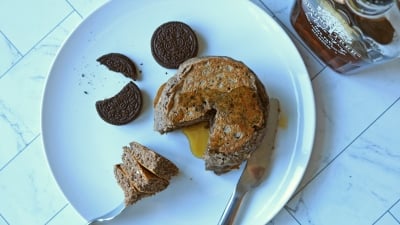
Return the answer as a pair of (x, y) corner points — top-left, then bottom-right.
(0, 0), (399, 225)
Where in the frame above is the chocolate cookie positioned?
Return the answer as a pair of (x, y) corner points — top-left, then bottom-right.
(97, 53), (138, 80)
(151, 21), (198, 69)
(96, 81), (142, 125)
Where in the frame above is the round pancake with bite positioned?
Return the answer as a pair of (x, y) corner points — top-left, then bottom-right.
(153, 56), (269, 174)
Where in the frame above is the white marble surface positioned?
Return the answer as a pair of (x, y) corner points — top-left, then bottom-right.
(0, 0), (399, 225)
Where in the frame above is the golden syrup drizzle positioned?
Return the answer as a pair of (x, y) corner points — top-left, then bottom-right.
(182, 108), (287, 157)
(182, 122), (209, 158)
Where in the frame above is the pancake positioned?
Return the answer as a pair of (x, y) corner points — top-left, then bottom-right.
(153, 56), (269, 174)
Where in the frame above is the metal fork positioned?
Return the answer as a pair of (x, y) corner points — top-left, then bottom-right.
(86, 202), (126, 224)
(87, 98), (279, 225)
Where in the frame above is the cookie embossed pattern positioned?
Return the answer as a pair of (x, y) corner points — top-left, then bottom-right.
(151, 21), (199, 69)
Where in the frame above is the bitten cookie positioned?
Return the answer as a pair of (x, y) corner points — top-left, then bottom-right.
(97, 53), (138, 81)
(95, 81), (142, 125)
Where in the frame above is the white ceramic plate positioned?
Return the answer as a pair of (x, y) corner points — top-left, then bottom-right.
(41, 0), (315, 224)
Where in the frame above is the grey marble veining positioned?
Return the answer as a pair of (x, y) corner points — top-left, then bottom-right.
(0, 100), (36, 170)
(286, 99), (400, 225)
(0, 0), (72, 54)
(0, 12), (82, 172)
(0, 31), (21, 78)
(0, 137), (67, 225)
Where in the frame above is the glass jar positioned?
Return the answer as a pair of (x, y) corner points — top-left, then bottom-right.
(290, 0), (400, 73)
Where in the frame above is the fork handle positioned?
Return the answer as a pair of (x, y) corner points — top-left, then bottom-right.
(218, 189), (247, 225)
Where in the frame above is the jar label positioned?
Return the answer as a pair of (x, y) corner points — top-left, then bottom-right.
(303, 0), (362, 59)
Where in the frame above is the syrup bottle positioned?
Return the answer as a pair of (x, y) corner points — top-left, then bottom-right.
(291, 0), (400, 73)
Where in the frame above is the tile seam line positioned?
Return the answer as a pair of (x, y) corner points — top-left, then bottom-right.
(283, 206), (302, 225)
(311, 65), (328, 81)
(372, 193), (400, 224)
(290, 96), (400, 199)
(0, 134), (40, 173)
(257, 0), (275, 15)
(0, 213), (10, 225)
(268, 10), (326, 68)
(388, 198), (400, 224)
(22, 10), (75, 57)
(0, 10), (75, 80)
(372, 212), (387, 225)
(64, 0), (83, 19)
(43, 203), (69, 225)
(257, 1), (326, 80)
(0, 30), (24, 79)
(372, 211), (400, 225)
(389, 198), (400, 211)
(0, 56), (23, 79)
(0, 30), (23, 56)
(389, 211), (400, 224)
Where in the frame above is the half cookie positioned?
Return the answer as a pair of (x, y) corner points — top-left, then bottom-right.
(95, 81), (142, 125)
(97, 53), (138, 81)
